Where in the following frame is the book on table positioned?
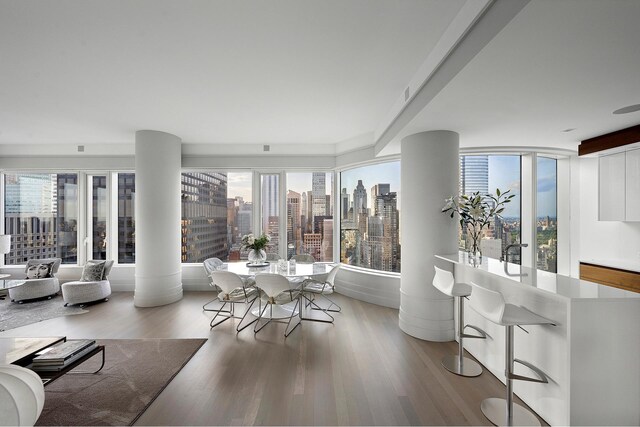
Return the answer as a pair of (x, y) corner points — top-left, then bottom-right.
(32, 339), (97, 366)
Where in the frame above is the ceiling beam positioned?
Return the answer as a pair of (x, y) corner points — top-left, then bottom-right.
(373, 0), (530, 155)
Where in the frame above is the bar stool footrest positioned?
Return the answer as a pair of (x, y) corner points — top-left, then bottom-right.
(462, 324), (487, 339)
(510, 358), (549, 384)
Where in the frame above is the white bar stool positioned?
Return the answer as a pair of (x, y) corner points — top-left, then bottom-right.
(469, 282), (555, 427)
(432, 266), (486, 377)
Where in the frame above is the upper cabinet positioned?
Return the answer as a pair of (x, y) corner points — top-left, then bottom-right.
(626, 148), (640, 221)
(599, 152), (626, 221)
(599, 149), (639, 221)
(581, 124), (639, 222)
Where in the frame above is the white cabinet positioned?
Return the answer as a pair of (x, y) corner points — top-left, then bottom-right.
(599, 152), (626, 221)
(626, 148), (640, 221)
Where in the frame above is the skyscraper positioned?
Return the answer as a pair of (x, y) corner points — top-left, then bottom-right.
(261, 175), (279, 236)
(341, 188), (350, 220)
(181, 172), (228, 262)
(287, 190), (301, 257)
(312, 172), (326, 232)
(460, 155), (489, 195)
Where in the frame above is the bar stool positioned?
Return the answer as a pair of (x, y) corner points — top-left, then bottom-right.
(469, 282), (555, 427)
(432, 266), (486, 377)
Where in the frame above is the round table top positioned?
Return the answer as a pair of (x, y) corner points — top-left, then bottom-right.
(223, 261), (334, 278)
(0, 278), (26, 290)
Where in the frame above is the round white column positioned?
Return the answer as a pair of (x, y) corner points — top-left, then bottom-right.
(134, 130), (183, 307)
(399, 130), (459, 341)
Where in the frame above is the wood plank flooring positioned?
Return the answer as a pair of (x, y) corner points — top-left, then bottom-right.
(0, 292), (547, 426)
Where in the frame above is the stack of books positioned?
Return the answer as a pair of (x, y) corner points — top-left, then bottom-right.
(31, 339), (97, 372)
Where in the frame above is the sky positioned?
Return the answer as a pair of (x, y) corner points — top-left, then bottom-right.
(488, 156), (557, 218)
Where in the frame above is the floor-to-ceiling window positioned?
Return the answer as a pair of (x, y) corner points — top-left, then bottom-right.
(117, 173), (136, 264)
(286, 172), (333, 262)
(340, 161), (401, 273)
(90, 175), (108, 260)
(260, 174), (280, 259)
(536, 156), (558, 272)
(459, 155), (522, 263)
(3, 173), (78, 265)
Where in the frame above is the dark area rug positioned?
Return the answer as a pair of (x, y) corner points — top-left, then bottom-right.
(36, 338), (207, 426)
(0, 294), (87, 331)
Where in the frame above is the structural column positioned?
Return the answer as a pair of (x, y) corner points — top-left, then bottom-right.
(399, 130), (459, 341)
(134, 130), (183, 307)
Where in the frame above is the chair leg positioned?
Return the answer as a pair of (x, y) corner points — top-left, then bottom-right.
(309, 293), (342, 312)
(254, 302), (272, 334)
(301, 293), (334, 323)
(210, 301), (232, 329)
(236, 297), (259, 333)
(284, 299), (301, 337)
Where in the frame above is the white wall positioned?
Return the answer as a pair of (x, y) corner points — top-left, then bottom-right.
(576, 157), (640, 270)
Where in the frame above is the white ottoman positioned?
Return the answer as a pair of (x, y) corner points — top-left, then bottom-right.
(61, 280), (111, 307)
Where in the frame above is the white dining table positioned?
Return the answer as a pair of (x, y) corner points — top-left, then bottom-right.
(222, 261), (334, 279)
(221, 261), (334, 320)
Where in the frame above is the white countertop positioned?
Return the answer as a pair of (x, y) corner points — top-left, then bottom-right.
(435, 252), (640, 300)
(580, 258), (640, 273)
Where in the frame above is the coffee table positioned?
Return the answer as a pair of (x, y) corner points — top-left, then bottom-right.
(0, 336), (105, 385)
(0, 274), (24, 300)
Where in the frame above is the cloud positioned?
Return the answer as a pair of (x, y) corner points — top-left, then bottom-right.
(537, 175), (556, 193)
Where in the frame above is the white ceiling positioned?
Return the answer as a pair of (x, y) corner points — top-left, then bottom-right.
(385, 0), (640, 154)
(2, 0), (639, 155)
(0, 0), (465, 146)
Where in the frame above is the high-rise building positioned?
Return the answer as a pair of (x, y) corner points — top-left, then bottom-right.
(261, 175), (279, 234)
(181, 172), (228, 263)
(322, 218), (333, 260)
(312, 172), (326, 232)
(353, 180), (367, 215)
(371, 184), (390, 211)
(370, 191), (399, 272)
(460, 155), (489, 195)
(303, 233), (322, 261)
(341, 188), (350, 220)
(287, 190), (301, 258)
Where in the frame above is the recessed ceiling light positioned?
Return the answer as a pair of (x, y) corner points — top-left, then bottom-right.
(561, 128), (575, 133)
(613, 104), (640, 115)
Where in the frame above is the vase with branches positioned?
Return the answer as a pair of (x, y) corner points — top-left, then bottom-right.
(442, 189), (515, 261)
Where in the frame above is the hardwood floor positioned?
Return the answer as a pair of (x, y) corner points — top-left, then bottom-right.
(0, 292), (547, 426)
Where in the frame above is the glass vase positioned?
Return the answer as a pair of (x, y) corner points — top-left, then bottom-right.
(248, 249), (267, 264)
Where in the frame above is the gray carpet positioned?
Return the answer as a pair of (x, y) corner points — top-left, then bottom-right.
(36, 338), (207, 426)
(0, 294), (87, 331)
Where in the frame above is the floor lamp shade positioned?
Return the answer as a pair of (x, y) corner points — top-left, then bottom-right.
(0, 364), (45, 426)
(0, 235), (10, 254)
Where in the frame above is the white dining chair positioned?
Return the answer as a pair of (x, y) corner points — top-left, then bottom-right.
(302, 264), (341, 313)
(208, 271), (259, 332)
(254, 273), (301, 337)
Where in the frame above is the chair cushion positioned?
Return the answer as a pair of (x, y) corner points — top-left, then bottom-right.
(26, 262), (54, 279)
(81, 261), (106, 282)
(25, 258), (61, 275)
